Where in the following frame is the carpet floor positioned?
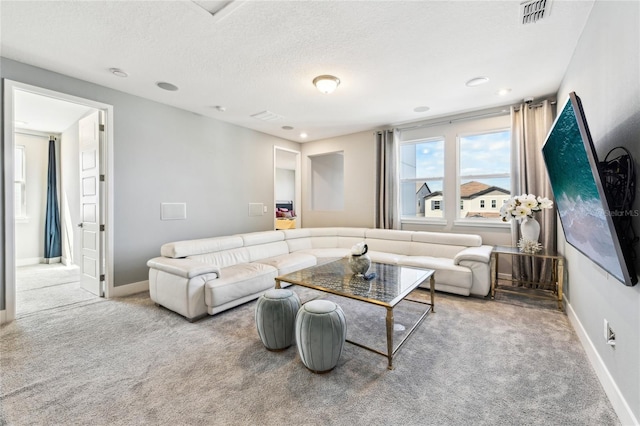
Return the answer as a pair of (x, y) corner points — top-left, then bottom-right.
(0, 281), (620, 426)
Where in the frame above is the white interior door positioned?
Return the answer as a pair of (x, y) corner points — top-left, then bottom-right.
(78, 111), (103, 296)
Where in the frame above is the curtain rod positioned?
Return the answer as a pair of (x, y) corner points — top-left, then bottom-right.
(397, 97), (557, 132)
(396, 109), (508, 132)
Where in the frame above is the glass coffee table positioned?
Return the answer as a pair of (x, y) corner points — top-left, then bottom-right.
(275, 258), (435, 369)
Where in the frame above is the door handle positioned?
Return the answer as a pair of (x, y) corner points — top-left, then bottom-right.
(77, 223), (83, 228)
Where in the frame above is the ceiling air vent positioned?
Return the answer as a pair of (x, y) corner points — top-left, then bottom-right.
(520, 0), (551, 24)
(192, 1), (244, 22)
(251, 110), (284, 122)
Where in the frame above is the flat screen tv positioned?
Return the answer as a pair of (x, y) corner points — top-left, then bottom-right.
(542, 92), (637, 286)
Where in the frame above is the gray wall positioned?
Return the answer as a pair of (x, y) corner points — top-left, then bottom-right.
(557, 0), (640, 421)
(1, 58), (300, 297)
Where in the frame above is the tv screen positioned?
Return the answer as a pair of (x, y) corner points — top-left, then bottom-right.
(542, 92), (637, 286)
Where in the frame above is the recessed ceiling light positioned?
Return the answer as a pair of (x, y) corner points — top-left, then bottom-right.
(465, 77), (489, 87)
(156, 81), (179, 91)
(312, 75), (340, 94)
(497, 88), (512, 96)
(282, 126), (294, 130)
(414, 106), (430, 113)
(300, 132), (308, 139)
(109, 68), (128, 77)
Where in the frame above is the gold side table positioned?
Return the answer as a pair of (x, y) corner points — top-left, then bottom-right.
(490, 245), (565, 311)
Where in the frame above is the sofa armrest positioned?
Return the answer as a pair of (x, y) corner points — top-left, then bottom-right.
(147, 257), (221, 279)
(453, 245), (493, 265)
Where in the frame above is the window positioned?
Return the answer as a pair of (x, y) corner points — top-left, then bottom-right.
(458, 129), (511, 220)
(399, 138), (444, 219)
(15, 145), (27, 218)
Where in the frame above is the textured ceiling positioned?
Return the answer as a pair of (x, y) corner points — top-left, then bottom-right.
(1, 0), (595, 142)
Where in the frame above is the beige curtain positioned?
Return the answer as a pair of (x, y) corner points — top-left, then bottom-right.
(511, 100), (557, 289)
(375, 129), (400, 229)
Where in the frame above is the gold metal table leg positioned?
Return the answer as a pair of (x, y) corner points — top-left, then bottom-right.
(386, 308), (394, 370)
(557, 259), (564, 311)
(275, 279), (281, 289)
(490, 252), (497, 299)
(430, 275), (435, 313)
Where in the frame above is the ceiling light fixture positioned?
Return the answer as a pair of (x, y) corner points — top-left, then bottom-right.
(109, 68), (128, 77)
(497, 88), (512, 96)
(414, 106), (430, 113)
(212, 105), (226, 112)
(282, 126), (294, 130)
(465, 77), (489, 87)
(156, 81), (179, 91)
(300, 132), (308, 139)
(313, 75), (340, 94)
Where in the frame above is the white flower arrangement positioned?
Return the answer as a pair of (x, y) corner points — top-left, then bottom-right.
(500, 194), (553, 222)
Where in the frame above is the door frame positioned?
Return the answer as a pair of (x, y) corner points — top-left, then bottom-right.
(2, 80), (115, 323)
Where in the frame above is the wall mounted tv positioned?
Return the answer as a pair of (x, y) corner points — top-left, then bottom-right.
(542, 92), (637, 286)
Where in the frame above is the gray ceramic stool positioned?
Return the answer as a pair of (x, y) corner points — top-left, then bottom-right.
(295, 299), (347, 373)
(255, 289), (301, 351)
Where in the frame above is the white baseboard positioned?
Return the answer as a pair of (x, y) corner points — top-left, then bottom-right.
(15, 257), (42, 267)
(110, 280), (149, 298)
(566, 302), (639, 426)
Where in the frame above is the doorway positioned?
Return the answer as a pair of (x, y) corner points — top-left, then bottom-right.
(274, 146), (301, 230)
(2, 80), (114, 323)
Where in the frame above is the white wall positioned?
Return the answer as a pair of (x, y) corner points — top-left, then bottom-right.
(275, 168), (295, 202)
(301, 131), (376, 228)
(556, 1), (640, 423)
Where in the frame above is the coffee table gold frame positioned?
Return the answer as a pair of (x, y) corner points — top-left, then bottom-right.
(275, 259), (435, 370)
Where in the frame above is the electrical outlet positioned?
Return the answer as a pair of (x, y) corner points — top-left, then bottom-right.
(604, 319), (616, 347)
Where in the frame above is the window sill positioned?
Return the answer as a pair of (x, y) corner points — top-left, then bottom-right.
(453, 219), (511, 229)
(401, 217), (448, 226)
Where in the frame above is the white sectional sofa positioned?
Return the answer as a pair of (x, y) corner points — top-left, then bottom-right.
(147, 227), (493, 321)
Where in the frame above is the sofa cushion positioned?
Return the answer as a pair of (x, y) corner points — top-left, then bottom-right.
(368, 251), (405, 265)
(189, 247), (250, 268)
(409, 242), (464, 259)
(400, 256), (472, 292)
(247, 241), (289, 262)
(253, 252), (317, 275)
(161, 236), (244, 258)
(204, 263), (278, 308)
(239, 230), (285, 247)
(298, 248), (351, 259)
(411, 231), (482, 247)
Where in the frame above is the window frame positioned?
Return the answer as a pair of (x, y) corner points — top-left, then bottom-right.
(456, 127), (512, 227)
(398, 136), (446, 223)
(14, 145), (27, 220)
